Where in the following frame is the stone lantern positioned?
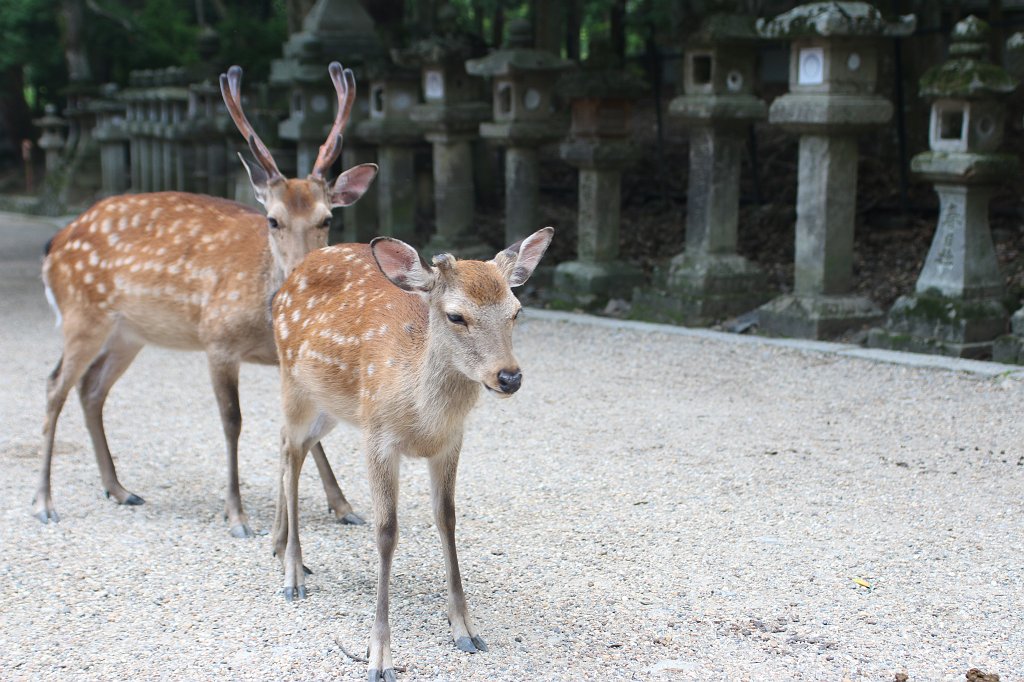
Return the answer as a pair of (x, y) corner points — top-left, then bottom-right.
(355, 63), (423, 242)
(395, 5), (491, 257)
(632, 9), (768, 325)
(270, 0), (385, 241)
(756, 2), (915, 339)
(466, 19), (573, 245)
(33, 104), (67, 176)
(549, 43), (644, 309)
(868, 17), (1016, 358)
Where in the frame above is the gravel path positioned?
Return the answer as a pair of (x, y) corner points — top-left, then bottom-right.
(1, 212), (1022, 681)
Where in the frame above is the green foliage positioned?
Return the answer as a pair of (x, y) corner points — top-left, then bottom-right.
(0, 0), (66, 106)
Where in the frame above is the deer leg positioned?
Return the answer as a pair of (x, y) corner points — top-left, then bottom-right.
(367, 441), (400, 682)
(206, 354), (252, 538)
(429, 445), (487, 654)
(78, 330), (145, 506)
(34, 319), (113, 523)
(308, 441), (364, 525)
(280, 428), (310, 601)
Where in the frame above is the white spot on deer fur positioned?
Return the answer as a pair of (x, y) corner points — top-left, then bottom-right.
(228, 291), (240, 301)
(156, 247), (167, 256)
(118, 216), (128, 230)
(379, 324), (388, 335)
(83, 272), (94, 284)
(279, 324), (289, 340)
(101, 218), (113, 233)
(74, 261), (84, 272)
(131, 214), (142, 227)
(138, 198), (150, 207)
(236, 271), (245, 280)
(88, 252), (99, 266)
(151, 207), (164, 219)
(362, 329), (375, 341)
(97, 283), (106, 294)
(108, 233), (120, 245)
(291, 309), (300, 322)
(297, 277), (308, 292)
(385, 358), (395, 368)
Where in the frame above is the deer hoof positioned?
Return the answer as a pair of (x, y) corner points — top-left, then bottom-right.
(229, 523), (255, 539)
(282, 586), (307, 601)
(302, 564), (313, 576)
(34, 509), (60, 524)
(368, 668), (396, 682)
(455, 636), (487, 653)
(340, 512), (366, 525)
(122, 493), (145, 506)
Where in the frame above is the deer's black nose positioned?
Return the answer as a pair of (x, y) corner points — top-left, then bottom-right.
(497, 369), (522, 394)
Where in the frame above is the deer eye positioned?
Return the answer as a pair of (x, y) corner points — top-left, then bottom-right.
(513, 308), (521, 321)
(267, 217), (279, 229)
(321, 217), (332, 228)
(446, 312), (467, 326)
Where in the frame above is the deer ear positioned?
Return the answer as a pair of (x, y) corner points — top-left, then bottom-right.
(493, 227), (554, 287)
(330, 163), (378, 207)
(371, 237), (437, 292)
(238, 152), (271, 206)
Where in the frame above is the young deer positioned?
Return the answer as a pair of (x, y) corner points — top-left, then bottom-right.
(271, 227), (553, 681)
(35, 62), (377, 537)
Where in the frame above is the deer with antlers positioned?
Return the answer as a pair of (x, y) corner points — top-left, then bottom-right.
(270, 226), (553, 680)
(34, 62), (377, 537)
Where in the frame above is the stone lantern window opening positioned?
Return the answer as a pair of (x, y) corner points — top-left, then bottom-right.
(372, 84), (386, 116)
(797, 46), (825, 85)
(292, 91), (304, 117)
(726, 69), (744, 92)
(692, 53), (713, 85)
(936, 104), (966, 144)
(523, 87), (542, 111)
(424, 68), (444, 101)
(496, 81), (513, 118)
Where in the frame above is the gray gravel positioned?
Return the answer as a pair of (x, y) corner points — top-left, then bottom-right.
(2, 211), (1023, 681)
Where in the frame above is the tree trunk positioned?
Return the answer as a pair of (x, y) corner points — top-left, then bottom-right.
(60, 0), (91, 84)
(0, 67), (34, 153)
(531, 0), (562, 53)
(566, 0), (582, 61)
(492, 3), (504, 47)
(610, 0), (626, 67)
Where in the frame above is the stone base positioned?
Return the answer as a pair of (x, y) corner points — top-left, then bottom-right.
(992, 334), (1024, 364)
(992, 308), (1024, 364)
(867, 294), (1009, 359)
(551, 260), (645, 311)
(759, 293), (882, 339)
(631, 253), (769, 326)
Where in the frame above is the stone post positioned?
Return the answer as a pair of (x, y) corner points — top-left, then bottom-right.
(466, 19), (573, 245)
(395, 7), (491, 258)
(90, 84), (130, 196)
(867, 17), (1016, 358)
(355, 64), (423, 243)
(33, 105), (67, 176)
(548, 50), (644, 309)
(632, 12), (768, 325)
(755, 3), (915, 339)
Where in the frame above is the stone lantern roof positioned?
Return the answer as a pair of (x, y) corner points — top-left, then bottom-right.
(391, 4), (487, 68)
(465, 20), (573, 77)
(756, 2), (914, 39)
(557, 40), (646, 101)
(691, 12), (761, 45)
(919, 16), (1017, 99)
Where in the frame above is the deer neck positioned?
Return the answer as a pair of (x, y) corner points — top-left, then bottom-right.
(413, 313), (481, 424)
(262, 231), (290, 317)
